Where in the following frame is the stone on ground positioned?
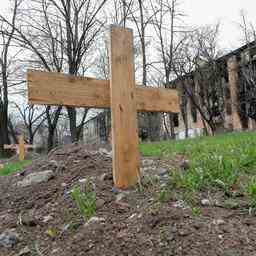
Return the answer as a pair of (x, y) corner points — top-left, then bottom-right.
(0, 229), (19, 248)
(17, 170), (54, 187)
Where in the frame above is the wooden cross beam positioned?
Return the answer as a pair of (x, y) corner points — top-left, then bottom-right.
(27, 26), (180, 189)
(4, 135), (35, 161)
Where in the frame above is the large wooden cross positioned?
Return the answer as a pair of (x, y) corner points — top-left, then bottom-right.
(27, 26), (180, 189)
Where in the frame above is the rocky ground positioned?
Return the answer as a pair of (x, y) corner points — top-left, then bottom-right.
(0, 143), (256, 256)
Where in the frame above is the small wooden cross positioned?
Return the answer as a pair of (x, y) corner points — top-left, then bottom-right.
(27, 26), (180, 189)
(4, 135), (35, 161)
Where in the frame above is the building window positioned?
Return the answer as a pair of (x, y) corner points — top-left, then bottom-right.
(225, 86), (231, 100)
(224, 72), (229, 83)
(191, 103), (197, 123)
(174, 113), (179, 127)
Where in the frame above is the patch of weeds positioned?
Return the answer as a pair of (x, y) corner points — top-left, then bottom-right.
(136, 180), (144, 193)
(144, 175), (160, 187)
(168, 169), (183, 188)
(182, 190), (197, 206)
(137, 175), (159, 193)
(70, 181), (96, 220)
(67, 221), (82, 233)
(141, 132), (256, 210)
(169, 147), (246, 195)
(157, 188), (171, 203)
(246, 178), (256, 207)
(0, 160), (32, 176)
(191, 207), (200, 217)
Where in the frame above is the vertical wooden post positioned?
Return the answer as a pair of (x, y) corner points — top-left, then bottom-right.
(109, 26), (140, 189)
(18, 135), (25, 161)
(227, 56), (242, 131)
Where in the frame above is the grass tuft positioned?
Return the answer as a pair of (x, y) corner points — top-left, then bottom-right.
(246, 178), (256, 207)
(70, 181), (96, 220)
(0, 160), (32, 176)
(140, 132), (256, 199)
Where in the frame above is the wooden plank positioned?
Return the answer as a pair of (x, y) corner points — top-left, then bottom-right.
(136, 86), (179, 113)
(18, 135), (25, 161)
(24, 145), (35, 149)
(109, 26), (140, 188)
(27, 70), (110, 109)
(4, 145), (17, 150)
(27, 70), (179, 113)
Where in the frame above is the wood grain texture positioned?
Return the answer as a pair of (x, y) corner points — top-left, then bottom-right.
(136, 86), (179, 113)
(27, 70), (110, 109)
(18, 135), (25, 161)
(227, 57), (242, 130)
(109, 26), (140, 188)
(27, 70), (179, 113)
(4, 144), (35, 149)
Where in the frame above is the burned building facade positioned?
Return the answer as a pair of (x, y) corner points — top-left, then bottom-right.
(84, 42), (256, 143)
(163, 41), (256, 139)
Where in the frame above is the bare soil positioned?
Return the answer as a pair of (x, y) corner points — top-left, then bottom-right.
(0, 143), (256, 256)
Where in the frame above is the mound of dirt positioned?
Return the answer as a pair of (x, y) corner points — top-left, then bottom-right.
(0, 143), (256, 256)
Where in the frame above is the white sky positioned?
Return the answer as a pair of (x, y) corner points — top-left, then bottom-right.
(1, 0), (255, 51)
(183, 0), (256, 50)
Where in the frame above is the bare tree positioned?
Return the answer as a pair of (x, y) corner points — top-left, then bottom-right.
(173, 24), (225, 135)
(150, 0), (187, 139)
(128, 0), (163, 141)
(0, 0), (21, 156)
(110, 0), (134, 27)
(0, 0), (64, 151)
(14, 103), (46, 144)
(51, 0), (107, 142)
(0, 0), (107, 145)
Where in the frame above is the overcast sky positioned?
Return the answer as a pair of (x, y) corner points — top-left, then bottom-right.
(1, 0), (255, 117)
(1, 0), (256, 51)
(183, 0), (256, 50)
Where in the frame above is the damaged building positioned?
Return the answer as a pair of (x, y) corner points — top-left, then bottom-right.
(84, 41), (256, 143)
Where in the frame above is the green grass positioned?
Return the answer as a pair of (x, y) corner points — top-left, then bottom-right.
(246, 178), (256, 207)
(0, 160), (32, 176)
(140, 132), (256, 200)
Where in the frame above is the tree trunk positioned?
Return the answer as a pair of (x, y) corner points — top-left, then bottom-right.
(147, 112), (161, 141)
(8, 119), (18, 144)
(67, 107), (77, 142)
(46, 106), (62, 152)
(47, 128), (55, 152)
(0, 103), (10, 157)
(168, 113), (176, 139)
(28, 127), (34, 144)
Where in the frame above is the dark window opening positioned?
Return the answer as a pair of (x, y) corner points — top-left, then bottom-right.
(224, 70), (229, 83)
(174, 113), (179, 127)
(225, 86), (231, 99)
(191, 103), (197, 123)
